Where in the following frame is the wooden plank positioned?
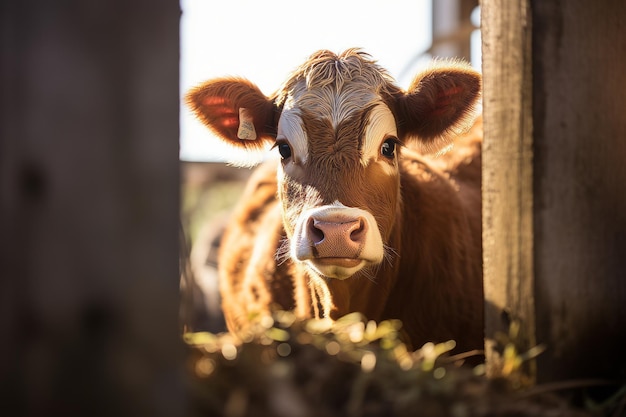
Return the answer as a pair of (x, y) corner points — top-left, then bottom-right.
(481, 0), (536, 380)
(0, 1), (183, 415)
(532, 0), (626, 383)
(482, 0), (626, 383)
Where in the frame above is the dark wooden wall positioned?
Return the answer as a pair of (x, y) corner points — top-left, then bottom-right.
(531, 0), (626, 384)
(482, 0), (626, 383)
(0, 1), (183, 416)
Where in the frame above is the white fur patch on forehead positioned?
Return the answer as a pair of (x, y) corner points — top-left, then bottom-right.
(274, 49), (400, 129)
(290, 79), (381, 130)
(331, 85), (379, 129)
(361, 103), (398, 167)
(277, 107), (308, 164)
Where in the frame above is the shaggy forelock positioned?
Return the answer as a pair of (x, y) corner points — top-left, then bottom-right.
(275, 48), (399, 107)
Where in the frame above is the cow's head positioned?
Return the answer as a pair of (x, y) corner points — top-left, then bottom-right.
(187, 49), (480, 281)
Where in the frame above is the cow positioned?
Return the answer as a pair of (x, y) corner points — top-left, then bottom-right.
(186, 49), (484, 354)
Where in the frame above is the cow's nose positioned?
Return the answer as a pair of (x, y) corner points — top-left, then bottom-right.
(307, 216), (367, 258)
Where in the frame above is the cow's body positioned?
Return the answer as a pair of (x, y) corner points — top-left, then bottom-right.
(187, 49), (484, 353)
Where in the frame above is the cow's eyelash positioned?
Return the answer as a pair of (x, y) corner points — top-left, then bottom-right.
(386, 136), (403, 147)
(274, 139), (293, 160)
(270, 140), (283, 150)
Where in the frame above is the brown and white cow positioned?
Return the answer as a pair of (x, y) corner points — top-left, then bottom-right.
(186, 49), (484, 353)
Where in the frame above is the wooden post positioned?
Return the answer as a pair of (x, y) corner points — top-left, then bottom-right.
(0, 1), (183, 416)
(531, 0), (626, 383)
(482, 0), (626, 383)
(481, 0), (536, 380)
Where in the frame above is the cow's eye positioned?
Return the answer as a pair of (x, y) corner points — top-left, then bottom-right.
(277, 142), (292, 160)
(381, 138), (397, 159)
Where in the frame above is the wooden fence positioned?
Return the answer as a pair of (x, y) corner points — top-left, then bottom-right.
(482, 0), (626, 384)
(0, 1), (182, 416)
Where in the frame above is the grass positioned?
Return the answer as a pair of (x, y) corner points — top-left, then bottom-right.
(182, 312), (619, 417)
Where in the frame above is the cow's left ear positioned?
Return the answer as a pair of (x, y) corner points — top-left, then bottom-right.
(394, 62), (481, 143)
(185, 77), (278, 151)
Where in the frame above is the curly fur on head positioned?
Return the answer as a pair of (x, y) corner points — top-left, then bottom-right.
(274, 49), (399, 103)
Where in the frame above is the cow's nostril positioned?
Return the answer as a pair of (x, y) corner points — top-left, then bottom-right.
(349, 218), (366, 242)
(308, 217), (325, 245)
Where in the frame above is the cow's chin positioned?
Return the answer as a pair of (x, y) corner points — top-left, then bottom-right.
(305, 258), (366, 280)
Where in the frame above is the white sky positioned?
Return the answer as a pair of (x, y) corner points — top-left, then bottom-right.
(179, 0), (433, 162)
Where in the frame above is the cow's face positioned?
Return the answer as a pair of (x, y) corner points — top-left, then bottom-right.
(275, 75), (401, 279)
(186, 49), (481, 280)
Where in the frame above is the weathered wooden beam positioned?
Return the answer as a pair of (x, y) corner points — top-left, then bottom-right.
(482, 0), (626, 384)
(481, 0), (536, 381)
(531, 0), (626, 383)
(0, 1), (183, 415)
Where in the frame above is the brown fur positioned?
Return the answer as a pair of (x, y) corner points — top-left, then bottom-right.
(188, 49), (484, 353)
(217, 120), (483, 352)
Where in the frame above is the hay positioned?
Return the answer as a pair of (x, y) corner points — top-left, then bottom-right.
(184, 312), (601, 417)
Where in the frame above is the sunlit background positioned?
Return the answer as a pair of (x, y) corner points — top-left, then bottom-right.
(180, 0), (439, 163)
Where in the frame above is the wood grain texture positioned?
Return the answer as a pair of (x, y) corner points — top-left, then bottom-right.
(0, 1), (182, 415)
(481, 0), (536, 380)
(532, 0), (626, 382)
(483, 0), (626, 382)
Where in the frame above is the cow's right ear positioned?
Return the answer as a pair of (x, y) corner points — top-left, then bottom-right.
(185, 77), (278, 151)
(395, 62), (481, 145)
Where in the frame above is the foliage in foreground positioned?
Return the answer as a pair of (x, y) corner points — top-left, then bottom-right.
(184, 312), (609, 417)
